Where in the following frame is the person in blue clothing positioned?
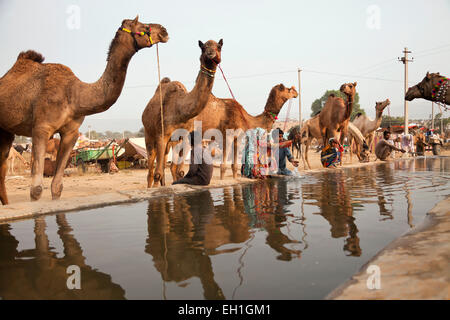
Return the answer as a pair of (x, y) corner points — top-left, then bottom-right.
(271, 128), (299, 175)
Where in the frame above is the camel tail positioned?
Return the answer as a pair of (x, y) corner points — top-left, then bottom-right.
(17, 50), (45, 63)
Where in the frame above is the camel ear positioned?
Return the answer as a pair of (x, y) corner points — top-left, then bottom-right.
(218, 39), (223, 48)
(198, 40), (204, 49)
(426, 71), (431, 79)
(133, 15), (139, 24)
(353, 82), (357, 87)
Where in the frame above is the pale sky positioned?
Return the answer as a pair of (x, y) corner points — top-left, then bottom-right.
(1, 0), (449, 132)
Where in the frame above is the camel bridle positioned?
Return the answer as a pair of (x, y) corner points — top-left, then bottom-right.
(119, 25), (154, 51)
(431, 76), (449, 111)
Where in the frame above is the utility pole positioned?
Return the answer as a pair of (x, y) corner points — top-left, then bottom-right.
(431, 102), (435, 130)
(297, 68), (302, 130)
(398, 48), (413, 134)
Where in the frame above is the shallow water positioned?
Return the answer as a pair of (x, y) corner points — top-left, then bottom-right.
(0, 157), (448, 299)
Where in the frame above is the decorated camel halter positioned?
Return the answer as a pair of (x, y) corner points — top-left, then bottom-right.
(265, 110), (278, 121)
(431, 77), (449, 111)
(201, 65), (216, 78)
(119, 25), (154, 51)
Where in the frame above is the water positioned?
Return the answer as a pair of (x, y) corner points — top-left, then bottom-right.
(0, 157), (448, 300)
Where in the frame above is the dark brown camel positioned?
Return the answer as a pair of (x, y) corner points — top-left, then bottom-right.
(406, 72), (449, 105)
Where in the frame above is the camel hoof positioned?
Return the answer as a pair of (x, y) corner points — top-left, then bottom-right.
(30, 185), (43, 201)
(153, 173), (161, 186)
(51, 184), (63, 200)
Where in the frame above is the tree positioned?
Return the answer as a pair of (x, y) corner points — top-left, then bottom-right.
(310, 89), (364, 120)
(380, 115), (404, 128)
(136, 127), (145, 138)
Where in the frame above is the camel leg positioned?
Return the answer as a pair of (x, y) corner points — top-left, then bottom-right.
(231, 138), (238, 179)
(348, 136), (353, 161)
(147, 148), (156, 188)
(174, 148), (187, 181)
(220, 137), (230, 180)
(0, 129), (14, 205)
(153, 136), (166, 187)
(144, 130), (156, 188)
(50, 130), (78, 200)
(305, 138), (312, 170)
(30, 129), (52, 201)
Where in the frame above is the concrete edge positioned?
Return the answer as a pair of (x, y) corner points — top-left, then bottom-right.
(325, 195), (450, 300)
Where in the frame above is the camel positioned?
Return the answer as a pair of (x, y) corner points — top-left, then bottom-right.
(406, 72), (450, 105)
(142, 39), (223, 187)
(172, 84), (298, 180)
(292, 115), (368, 169)
(0, 16), (168, 205)
(295, 115), (322, 169)
(319, 83), (357, 146)
(46, 138), (60, 161)
(7, 147), (30, 175)
(349, 99), (390, 161)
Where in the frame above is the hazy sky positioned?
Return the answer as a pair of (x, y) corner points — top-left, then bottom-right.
(1, 0), (449, 133)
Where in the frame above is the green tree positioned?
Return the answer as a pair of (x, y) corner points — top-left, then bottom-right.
(380, 115), (404, 128)
(310, 89), (364, 120)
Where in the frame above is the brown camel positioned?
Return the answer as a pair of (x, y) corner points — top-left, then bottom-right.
(406, 72), (449, 105)
(142, 39), (223, 187)
(297, 115), (323, 169)
(319, 83), (357, 146)
(172, 84), (298, 180)
(7, 147), (30, 175)
(46, 138), (60, 161)
(349, 99), (390, 160)
(294, 115), (367, 169)
(0, 17), (168, 205)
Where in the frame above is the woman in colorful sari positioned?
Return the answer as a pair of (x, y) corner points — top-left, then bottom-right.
(321, 137), (344, 168)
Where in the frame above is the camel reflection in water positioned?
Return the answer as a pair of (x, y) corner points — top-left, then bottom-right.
(145, 180), (302, 299)
(0, 215), (125, 299)
(302, 170), (362, 257)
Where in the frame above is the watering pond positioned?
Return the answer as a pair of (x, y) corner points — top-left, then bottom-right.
(0, 157), (448, 299)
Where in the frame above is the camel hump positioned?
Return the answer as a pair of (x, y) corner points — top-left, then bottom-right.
(161, 77), (171, 84)
(17, 50), (45, 63)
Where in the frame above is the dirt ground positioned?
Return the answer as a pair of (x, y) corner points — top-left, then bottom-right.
(5, 148), (450, 205)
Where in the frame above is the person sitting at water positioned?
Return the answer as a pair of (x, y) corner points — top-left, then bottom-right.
(173, 131), (213, 186)
(375, 130), (406, 161)
(320, 137), (344, 168)
(271, 128), (299, 175)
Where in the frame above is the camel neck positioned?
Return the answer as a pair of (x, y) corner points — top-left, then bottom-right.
(345, 94), (354, 119)
(183, 66), (217, 119)
(77, 34), (136, 117)
(250, 96), (286, 130)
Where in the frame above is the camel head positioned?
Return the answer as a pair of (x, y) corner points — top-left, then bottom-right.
(340, 82), (357, 96)
(375, 99), (390, 113)
(118, 16), (169, 51)
(265, 84), (298, 115)
(198, 39), (223, 69)
(405, 72), (440, 101)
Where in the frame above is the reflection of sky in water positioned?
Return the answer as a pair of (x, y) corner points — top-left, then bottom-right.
(1, 157), (448, 300)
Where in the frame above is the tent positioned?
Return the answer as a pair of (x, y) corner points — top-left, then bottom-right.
(116, 138), (147, 161)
